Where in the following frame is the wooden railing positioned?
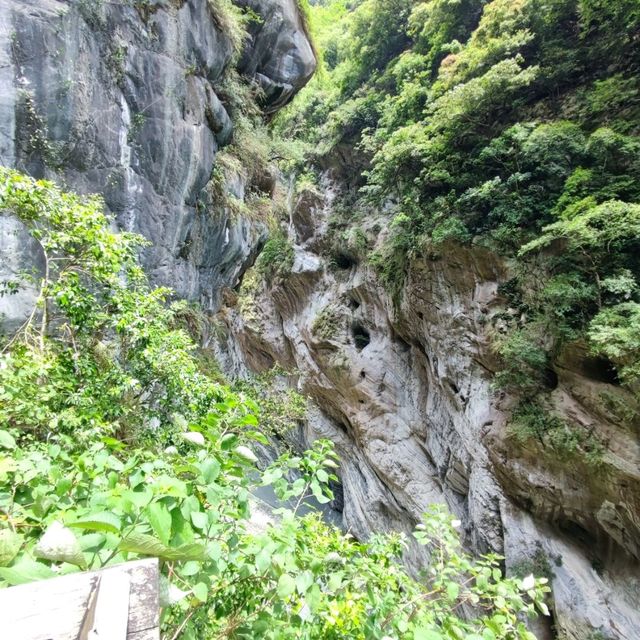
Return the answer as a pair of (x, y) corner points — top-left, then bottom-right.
(2, 558), (160, 639)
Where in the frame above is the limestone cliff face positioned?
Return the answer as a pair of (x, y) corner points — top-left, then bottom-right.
(216, 175), (640, 640)
(0, 0), (315, 326)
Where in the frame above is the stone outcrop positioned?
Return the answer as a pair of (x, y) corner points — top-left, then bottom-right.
(237, 0), (316, 113)
(216, 175), (640, 640)
(0, 0), (315, 327)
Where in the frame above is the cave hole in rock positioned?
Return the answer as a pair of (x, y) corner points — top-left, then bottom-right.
(583, 356), (621, 385)
(348, 296), (361, 310)
(542, 367), (559, 390)
(558, 519), (598, 552)
(360, 369), (366, 379)
(329, 479), (344, 513)
(390, 327), (411, 353)
(352, 322), (371, 351)
(333, 251), (358, 270)
(336, 420), (349, 435)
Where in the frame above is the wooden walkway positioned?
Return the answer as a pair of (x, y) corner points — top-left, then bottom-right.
(1, 558), (160, 639)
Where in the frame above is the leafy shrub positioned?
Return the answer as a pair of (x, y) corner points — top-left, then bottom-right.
(508, 402), (604, 465)
(311, 306), (342, 341)
(588, 303), (640, 385)
(492, 326), (550, 395)
(234, 367), (308, 439)
(511, 544), (557, 583)
(207, 0), (250, 59)
(256, 230), (295, 281)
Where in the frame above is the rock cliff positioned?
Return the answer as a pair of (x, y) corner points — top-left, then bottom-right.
(216, 172), (640, 640)
(0, 0), (315, 327)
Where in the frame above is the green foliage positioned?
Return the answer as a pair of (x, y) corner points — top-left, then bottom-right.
(278, 0), (640, 414)
(511, 545), (557, 583)
(492, 326), (550, 395)
(207, 0), (250, 59)
(588, 303), (640, 385)
(311, 306), (342, 341)
(508, 402), (605, 465)
(234, 367), (308, 439)
(256, 230), (295, 281)
(0, 170), (551, 638)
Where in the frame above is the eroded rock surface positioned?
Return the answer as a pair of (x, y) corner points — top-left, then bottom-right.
(0, 0), (314, 326)
(237, 0), (316, 113)
(217, 175), (640, 639)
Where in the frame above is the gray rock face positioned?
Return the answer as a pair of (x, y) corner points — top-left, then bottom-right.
(0, 0), (314, 325)
(236, 0), (316, 113)
(216, 175), (640, 639)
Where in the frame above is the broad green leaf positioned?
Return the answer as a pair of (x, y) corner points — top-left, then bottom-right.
(413, 628), (443, 640)
(199, 459), (220, 484)
(234, 446), (258, 464)
(306, 583), (322, 611)
(179, 560), (201, 577)
(295, 570), (314, 594)
(67, 512), (121, 534)
(277, 573), (296, 599)
(255, 546), (271, 573)
(328, 571), (343, 591)
(191, 511), (208, 530)
(147, 502), (172, 546)
(0, 430), (16, 450)
(0, 558), (55, 585)
(123, 489), (153, 508)
(152, 474), (187, 498)
(0, 529), (22, 566)
(192, 581), (208, 602)
(78, 533), (106, 552)
(537, 601), (550, 616)
(180, 432), (205, 446)
(119, 532), (205, 561)
(220, 433), (238, 450)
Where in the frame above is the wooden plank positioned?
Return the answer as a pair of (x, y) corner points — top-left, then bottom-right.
(126, 557), (160, 635)
(86, 571), (131, 639)
(1, 558), (159, 640)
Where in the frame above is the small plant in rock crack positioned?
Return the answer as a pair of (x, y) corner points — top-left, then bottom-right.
(127, 112), (147, 144)
(255, 230), (295, 282)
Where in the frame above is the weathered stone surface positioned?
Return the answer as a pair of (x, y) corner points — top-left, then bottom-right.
(0, 216), (42, 333)
(0, 0), (314, 328)
(236, 0), (316, 113)
(217, 174), (640, 639)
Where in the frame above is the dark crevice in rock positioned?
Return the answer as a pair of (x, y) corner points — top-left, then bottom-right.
(352, 322), (370, 350)
(333, 251), (357, 270)
(542, 367), (559, 390)
(583, 357), (621, 385)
